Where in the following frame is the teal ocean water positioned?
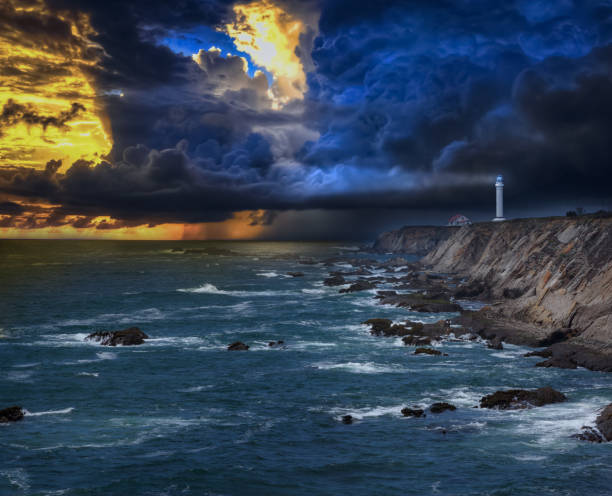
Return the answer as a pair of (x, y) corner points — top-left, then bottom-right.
(1, 240), (611, 495)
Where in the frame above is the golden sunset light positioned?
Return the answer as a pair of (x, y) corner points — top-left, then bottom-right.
(0, 0), (112, 171)
(224, 0), (307, 105)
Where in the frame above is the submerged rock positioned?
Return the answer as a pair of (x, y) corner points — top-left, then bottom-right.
(430, 402), (457, 414)
(401, 407), (425, 417)
(268, 340), (285, 347)
(0, 406), (24, 423)
(86, 327), (149, 346)
(341, 415), (354, 424)
(414, 347), (443, 356)
(228, 341), (249, 351)
(287, 272), (304, 277)
(479, 387), (566, 410)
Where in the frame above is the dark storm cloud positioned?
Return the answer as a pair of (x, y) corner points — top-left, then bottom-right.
(0, 99), (86, 135)
(3, 0), (612, 237)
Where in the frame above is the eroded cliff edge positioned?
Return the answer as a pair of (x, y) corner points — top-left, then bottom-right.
(376, 215), (612, 370)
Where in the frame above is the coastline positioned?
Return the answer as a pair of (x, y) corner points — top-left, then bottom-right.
(372, 214), (612, 371)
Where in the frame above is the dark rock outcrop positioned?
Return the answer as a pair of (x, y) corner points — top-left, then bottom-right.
(86, 327), (149, 346)
(339, 280), (377, 293)
(287, 272), (304, 277)
(487, 337), (504, 350)
(534, 343), (612, 372)
(430, 402), (456, 413)
(228, 341), (249, 351)
(596, 404), (612, 441)
(414, 347), (443, 356)
(323, 274), (346, 286)
(572, 426), (604, 443)
(341, 415), (353, 424)
(268, 340), (285, 347)
(377, 292), (462, 313)
(401, 407), (425, 417)
(0, 406), (24, 423)
(480, 387), (566, 410)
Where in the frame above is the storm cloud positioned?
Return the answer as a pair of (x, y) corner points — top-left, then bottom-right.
(1, 0), (612, 237)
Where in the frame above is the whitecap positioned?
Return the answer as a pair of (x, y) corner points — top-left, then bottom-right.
(178, 283), (291, 297)
(256, 271), (283, 278)
(301, 288), (326, 295)
(24, 407), (75, 417)
(313, 361), (406, 374)
(77, 372), (99, 377)
(0, 468), (30, 491)
(330, 404), (405, 420)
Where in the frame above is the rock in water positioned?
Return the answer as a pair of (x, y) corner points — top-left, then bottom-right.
(323, 274), (346, 286)
(414, 347), (443, 356)
(341, 415), (354, 424)
(572, 426), (604, 443)
(480, 387), (566, 410)
(487, 337), (504, 350)
(86, 327), (149, 346)
(430, 402), (456, 414)
(228, 341), (249, 351)
(596, 404), (612, 441)
(401, 407), (425, 417)
(287, 272), (304, 277)
(0, 406), (24, 423)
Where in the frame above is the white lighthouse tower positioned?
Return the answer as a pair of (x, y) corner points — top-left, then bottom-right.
(492, 175), (506, 222)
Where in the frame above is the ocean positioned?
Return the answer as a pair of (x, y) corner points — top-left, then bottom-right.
(1, 240), (611, 495)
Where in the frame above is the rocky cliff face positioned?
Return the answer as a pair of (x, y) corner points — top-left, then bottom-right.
(378, 215), (612, 363)
(422, 216), (612, 345)
(373, 225), (457, 255)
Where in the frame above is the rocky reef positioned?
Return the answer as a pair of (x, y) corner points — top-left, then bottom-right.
(86, 327), (149, 346)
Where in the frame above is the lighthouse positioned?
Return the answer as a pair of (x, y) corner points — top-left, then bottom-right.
(492, 175), (506, 222)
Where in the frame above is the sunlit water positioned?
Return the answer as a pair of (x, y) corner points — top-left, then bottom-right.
(1, 240), (611, 495)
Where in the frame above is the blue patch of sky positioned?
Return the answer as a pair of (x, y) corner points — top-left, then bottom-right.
(160, 26), (274, 84)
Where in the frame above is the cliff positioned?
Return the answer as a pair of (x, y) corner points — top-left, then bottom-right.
(377, 215), (612, 368)
(373, 225), (457, 255)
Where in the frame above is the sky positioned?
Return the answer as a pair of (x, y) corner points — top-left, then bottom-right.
(0, 0), (611, 240)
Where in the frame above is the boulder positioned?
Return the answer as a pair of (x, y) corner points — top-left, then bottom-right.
(0, 406), (24, 423)
(86, 327), (149, 346)
(268, 340), (285, 347)
(228, 341), (249, 351)
(596, 404), (612, 441)
(287, 272), (304, 277)
(401, 407), (425, 417)
(414, 347), (442, 356)
(480, 387), (566, 410)
(341, 415), (354, 424)
(402, 335), (432, 346)
(487, 337), (504, 350)
(323, 274), (346, 286)
(339, 280), (377, 293)
(430, 402), (456, 414)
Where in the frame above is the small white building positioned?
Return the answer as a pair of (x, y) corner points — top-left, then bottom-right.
(493, 175), (506, 222)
